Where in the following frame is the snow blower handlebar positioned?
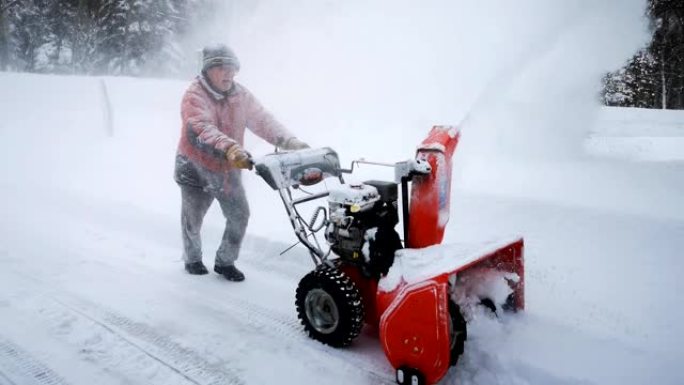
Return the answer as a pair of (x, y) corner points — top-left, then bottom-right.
(253, 147), (342, 264)
(252, 147), (432, 265)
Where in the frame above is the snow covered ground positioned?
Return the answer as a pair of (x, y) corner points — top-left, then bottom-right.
(588, 107), (684, 162)
(5, 0), (684, 382)
(0, 70), (682, 385)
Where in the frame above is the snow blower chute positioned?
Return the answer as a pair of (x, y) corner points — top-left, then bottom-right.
(253, 126), (524, 385)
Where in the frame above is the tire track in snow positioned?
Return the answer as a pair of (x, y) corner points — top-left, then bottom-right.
(0, 337), (70, 385)
(160, 241), (395, 382)
(160, 267), (396, 383)
(9, 256), (394, 384)
(59, 291), (395, 385)
(47, 297), (244, 385)
(5, 180), (376, 375)
(62, 250), (396, 383)
(198, 292), (394, 383)
(37, 270), (394, 385)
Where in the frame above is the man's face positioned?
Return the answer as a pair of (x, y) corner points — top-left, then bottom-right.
(206, 64), (238, 92)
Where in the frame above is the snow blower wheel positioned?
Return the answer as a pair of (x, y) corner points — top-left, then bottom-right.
(295, 266), (364, 347)
(448, 301), (467, 366)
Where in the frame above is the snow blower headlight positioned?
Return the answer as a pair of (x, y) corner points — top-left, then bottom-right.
(297, 168), (324, 186)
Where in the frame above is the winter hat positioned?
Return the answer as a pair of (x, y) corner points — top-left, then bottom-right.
(201, 44), (240, 72)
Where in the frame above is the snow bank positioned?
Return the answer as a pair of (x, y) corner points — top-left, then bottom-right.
(0, 72), (186, 216)
(454, 105), (684, 221)
(588, 106), (684, 162)
(593, 107), (684, 137)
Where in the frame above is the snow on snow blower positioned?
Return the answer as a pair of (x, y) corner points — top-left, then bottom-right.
(253, 126), (524, 385)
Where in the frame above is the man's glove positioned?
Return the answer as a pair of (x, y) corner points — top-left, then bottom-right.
(225, 145), (253, 170)
(282, 137), (310, 151)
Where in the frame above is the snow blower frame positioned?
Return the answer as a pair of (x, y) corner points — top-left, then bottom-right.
(253, 126), (524, 385)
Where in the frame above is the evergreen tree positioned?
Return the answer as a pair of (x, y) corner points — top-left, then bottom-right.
(0, 1), (16, 70)
(650, 0), (684, 109)
(4, 0), (50, 72)
(122, 0), (184, 76)
(43, 0), (76, 73)
(0, 0), (223, 77)
(604, 0), (684, 109)
(91, 0), (128, 74)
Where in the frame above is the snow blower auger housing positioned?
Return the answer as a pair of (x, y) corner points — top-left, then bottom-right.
(253, 126), (524, 385)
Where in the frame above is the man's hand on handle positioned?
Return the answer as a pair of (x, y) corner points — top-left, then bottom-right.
(226, 145), (253, 170)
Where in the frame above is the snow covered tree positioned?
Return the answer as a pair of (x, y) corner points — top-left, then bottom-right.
(89, 0), (128, 74)
(0, 0), (206, 76)
(650, 0), (684, 109)
(0, 0), (15, 70)
(118, 0), (187, 76)
(603, 49), (659, 108)
(42, 0), (76, 72)
(603, 0), (684, 109)
(602, 70), (634, 107)
(1, 0), (51, 72)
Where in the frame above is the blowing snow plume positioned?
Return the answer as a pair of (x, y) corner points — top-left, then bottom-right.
(187, 0), (648, 164)
(458, 0), (650, 162)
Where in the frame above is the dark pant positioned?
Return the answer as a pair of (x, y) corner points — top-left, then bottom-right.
(179, 173), (250, 267)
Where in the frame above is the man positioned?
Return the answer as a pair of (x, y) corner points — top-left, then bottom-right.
(175, 44), (308, 281)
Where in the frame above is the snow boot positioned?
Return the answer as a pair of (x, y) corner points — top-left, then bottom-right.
(185, 261), (209, 275)
(214, 264), (245, 282)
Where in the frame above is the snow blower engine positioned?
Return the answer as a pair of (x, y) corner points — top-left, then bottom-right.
(253, 126), (525, 385)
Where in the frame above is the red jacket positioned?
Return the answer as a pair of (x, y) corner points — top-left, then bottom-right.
(177, 76), (294, 173)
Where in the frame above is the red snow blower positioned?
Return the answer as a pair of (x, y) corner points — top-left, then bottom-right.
(253, 126), (524, 385)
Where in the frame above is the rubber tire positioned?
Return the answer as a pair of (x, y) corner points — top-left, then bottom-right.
(295, 266), (364, 347)
(448, 301), (468, 366)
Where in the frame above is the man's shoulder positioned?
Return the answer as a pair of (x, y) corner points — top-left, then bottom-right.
(184, 77), (205, 96)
